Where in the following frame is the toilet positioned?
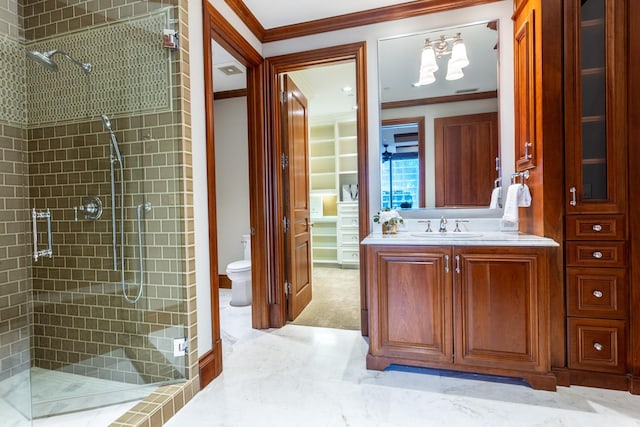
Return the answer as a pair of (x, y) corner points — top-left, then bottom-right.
(226, 234), (252, 306)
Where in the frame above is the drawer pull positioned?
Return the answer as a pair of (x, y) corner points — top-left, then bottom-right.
(592, 290), (603, 298)
(593, 342), (603, 352)
(592, 251), (603, 259)
(445, 255), (449, 273)
(592, 224), (602, 232)
(352, 253), (359, 258)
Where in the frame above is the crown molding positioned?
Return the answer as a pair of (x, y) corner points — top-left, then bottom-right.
(225, 0), (501, 43)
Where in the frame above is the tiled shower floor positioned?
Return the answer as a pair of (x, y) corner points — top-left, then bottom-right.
(2, 367), (156, 426)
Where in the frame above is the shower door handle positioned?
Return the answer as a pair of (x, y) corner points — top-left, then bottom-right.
(32, 208), (53, 261)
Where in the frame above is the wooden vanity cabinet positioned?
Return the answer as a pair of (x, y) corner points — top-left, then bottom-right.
(365, 245), (555, 391)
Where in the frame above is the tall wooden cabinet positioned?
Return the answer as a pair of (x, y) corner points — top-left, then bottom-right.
(563, 0), (631, 390)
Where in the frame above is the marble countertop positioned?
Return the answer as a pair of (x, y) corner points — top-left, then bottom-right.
(361, 231), (559, 247)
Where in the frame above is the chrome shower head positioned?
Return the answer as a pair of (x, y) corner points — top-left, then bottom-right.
(27, 49), (93, 74)
(27, 50), (59, 72)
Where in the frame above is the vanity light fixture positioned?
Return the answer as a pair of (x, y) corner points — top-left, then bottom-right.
(415, 33), (469, 86)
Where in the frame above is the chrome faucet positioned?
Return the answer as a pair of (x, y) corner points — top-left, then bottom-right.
(418, 219), (432, 232)
(439, 216), (448, 232)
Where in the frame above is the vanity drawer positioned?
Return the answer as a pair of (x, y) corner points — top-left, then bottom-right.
(568, 318), (626, 373)
(565, 242), (626, 267)
(566, 215), (625, 240)
(566, 268), (627, 319)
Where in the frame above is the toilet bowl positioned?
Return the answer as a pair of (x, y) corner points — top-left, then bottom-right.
(226, 234), (252, 306)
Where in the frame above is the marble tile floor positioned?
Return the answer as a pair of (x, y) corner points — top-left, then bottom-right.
(167, 289), (640, 427)
(20, 289), (640, 426)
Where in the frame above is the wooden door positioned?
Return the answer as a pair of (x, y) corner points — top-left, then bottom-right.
(434, 112), (498, 207)
(366, 245), (453, 369)
(282, 75), (313, 320)
(453, 247), (548, 373)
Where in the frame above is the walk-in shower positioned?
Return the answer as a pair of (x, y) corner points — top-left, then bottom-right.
(2, 5), (190, 425)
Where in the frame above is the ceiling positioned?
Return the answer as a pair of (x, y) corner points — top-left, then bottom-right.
(240, 0), (416, 29)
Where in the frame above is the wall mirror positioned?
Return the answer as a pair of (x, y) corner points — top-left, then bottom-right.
(378, 20), (504, 212)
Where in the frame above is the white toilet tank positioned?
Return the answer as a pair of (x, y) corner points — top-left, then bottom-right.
(241, 234), (251, 260)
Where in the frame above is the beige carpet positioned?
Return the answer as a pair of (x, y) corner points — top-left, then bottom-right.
(291, 266), (361, 330)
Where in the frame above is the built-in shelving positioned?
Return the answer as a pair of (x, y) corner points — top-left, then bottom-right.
(309, 116), (357, 265)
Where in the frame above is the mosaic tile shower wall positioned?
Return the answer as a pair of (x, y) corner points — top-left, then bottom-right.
(26, 11), (172, 127)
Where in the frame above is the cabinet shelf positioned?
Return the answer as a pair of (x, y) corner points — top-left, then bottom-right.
(582, 158), (606, 165)
(581, 115), (605, 123)
(581, 18), (604, 28)
(581, 67), (605, 76)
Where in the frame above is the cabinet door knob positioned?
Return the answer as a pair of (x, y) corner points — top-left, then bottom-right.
(593, 342), (603, 352)
(593, 251), (603, 259)
(592, 224), (602, 232)
(592, 290), (603, 298)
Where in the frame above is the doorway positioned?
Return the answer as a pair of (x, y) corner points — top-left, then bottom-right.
(285, 62), (361, 330)
(202, 3), (370, 386)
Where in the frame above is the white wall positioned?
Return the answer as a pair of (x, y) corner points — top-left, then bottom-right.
(262, 0), (514, 221)
(382, 98), (499, 206)
(214, 98), (251, 271)
(191, 0), (265, 357)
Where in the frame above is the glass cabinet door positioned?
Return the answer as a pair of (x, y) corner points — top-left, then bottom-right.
(565, 0), (627, 214)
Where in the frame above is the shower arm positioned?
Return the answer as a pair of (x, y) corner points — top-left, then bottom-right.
(51, 50), (93, 73)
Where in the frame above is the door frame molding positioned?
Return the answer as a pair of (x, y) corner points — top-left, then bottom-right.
(202, 1), (268, 385)
(264, 42), (370, 329)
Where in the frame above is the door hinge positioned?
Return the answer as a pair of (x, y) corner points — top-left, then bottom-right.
(281, 152), (288, 170)
(280, 91), (287, 103)
(284, 281), (291, 295)
(173, 337), (188, 357)
(283, 216), (290, 233)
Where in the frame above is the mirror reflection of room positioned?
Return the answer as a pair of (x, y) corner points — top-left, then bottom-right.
(379, 20), (502, 209)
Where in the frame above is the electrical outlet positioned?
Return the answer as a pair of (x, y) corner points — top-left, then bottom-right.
(173, 337), (187, 357)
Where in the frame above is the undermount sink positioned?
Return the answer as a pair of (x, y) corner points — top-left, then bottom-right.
(410, 232), (483, 239)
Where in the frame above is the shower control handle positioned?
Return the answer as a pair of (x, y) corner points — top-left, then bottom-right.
(74, 196), (103, 221)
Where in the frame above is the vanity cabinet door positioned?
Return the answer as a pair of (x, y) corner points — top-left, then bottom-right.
(513, 1), (537, 171)
(367, 246), (453, 366)
(453, 247), (549, 373)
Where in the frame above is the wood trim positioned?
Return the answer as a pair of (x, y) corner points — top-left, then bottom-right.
(629, 0), (640, 386)
(381, 117), (426, 208)
(261, 0), (500, 43)
(202, 1), (268, 383)
(381, 90), (497, 110)
(264, 42), (369, 332)
(198, 350), (217, 389)
(223, 0), (265, 40)
(218, 274), (231, 289)
(214, 89), (248, 100)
